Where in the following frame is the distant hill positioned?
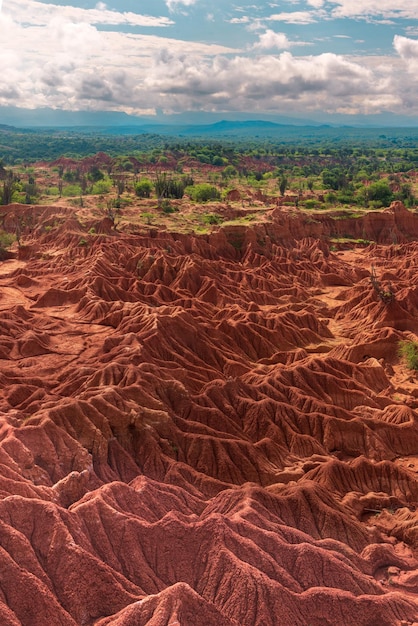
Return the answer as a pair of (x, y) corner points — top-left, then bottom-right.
(2, 116), (418, 164)
(99, 119), (324, 137)
(1, 105), (418, 130)
(0, 106), (323, 129)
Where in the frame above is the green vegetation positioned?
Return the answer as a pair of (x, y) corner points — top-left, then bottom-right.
(301, 199), (320, 210)
(222, 165), (237, 179)
(1, 171), (19, 205)
(155, 173), (186, 200)
(91, 179), (112, 195)
(329, 237), (371, 245)
(279, 176), (288, 196)
(332, 210), (366, 220)
(0, 230), (15, 259)
(398, 340), (418, 370)
(0, 230), (16, 250)
(141, 212), (154, 224)
(1, 126), (417, 240)
(186, 183), (220, 202)
(202, 213), (223, 225)
(44, 186), (60, 196)
(134, 178), (153, 198)
(62, 184), (82, 197)
(161, 199), (178, 214)
(358, 179), (393, 207)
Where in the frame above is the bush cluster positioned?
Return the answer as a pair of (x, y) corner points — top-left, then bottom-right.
(398, 340), (418, 370)
(185, 183), (220, 202)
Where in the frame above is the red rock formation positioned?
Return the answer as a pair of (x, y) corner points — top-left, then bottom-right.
(225, 189), (242, 203)
(0, 204), (417, 624)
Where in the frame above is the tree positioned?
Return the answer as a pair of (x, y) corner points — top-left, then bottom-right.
(154, 173), (185, 202)
(322, 167), (348, 191)
(80, 176), (88, 194)
(361, 179), (393, 207)
(112, 175), (125, 197)
(135, 178), (153, 198)
(212, 155), (227, 166)
(1, 171), (18, 205)
(88, 166), (104, 182)
(397, 183), (415, 206)
(0, 159), (7, 180)
(279, 176), (288, 196)
(222, 165), (237, 179)
(185, 183), (220, 202)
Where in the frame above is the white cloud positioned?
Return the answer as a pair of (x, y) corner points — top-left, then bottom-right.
(0, 7), (237, 114)
(329, 1), (418, 20)
(267, 1), (418, 24)
(230, 16), (250, 24)
(5, 0), (174, 27)
(143, 50), (400, 115)
(253, 30), (309, 50)
(394, 35), (418, 60)
(246, 19), (264, 32)
(2, 2), (418, 118)
(166, 0), (197, 13)
(253, 30), (291, 50)
(268, 11), (318, 25)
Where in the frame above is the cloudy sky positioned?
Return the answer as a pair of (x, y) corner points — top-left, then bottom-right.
(1, 0), (418, 124)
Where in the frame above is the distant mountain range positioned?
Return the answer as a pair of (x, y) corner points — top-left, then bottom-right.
(99, 119), (330, 137)
(1, 106), (417, 132)
(0, 106), (319, 129)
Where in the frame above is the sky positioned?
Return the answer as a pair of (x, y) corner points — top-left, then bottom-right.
(1, 0), (418, 125)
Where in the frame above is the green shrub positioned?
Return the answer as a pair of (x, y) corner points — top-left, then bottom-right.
(155, 173), (185, 199)
(45, 186), (60, 196)
(91, 180), (112, 195)
(324, 192), (338, 204)
(202, 213), (222, 225)
(62, 184), (82, 197)
(367, 200), (381, 209)
(212, 155), (227, 166)
(398, 340), (418, 370)
(141, 212), (153, 224)
(185, 183), (220, 202)
(222, 165), (237, 179)
(181, 174), (194, 187)
(357, 179), (393, 207)
(161, 199), (178, 214)
(337, 191), (355, 204)
(63, 171), (76, 182)
(135, 178), (153, 198)
(88, 166), (104, 182)
(195, 152), (211, 164)
(302, 199), (320, 210)
(0, 230), (15, 250)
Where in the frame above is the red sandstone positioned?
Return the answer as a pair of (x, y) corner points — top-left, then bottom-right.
(0, 202), (417, 624)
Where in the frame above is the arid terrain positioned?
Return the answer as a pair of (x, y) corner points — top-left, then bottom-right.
(1, 198), (418, 625)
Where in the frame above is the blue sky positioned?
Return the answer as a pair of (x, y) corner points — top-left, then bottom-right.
(1, 0), (418, 124)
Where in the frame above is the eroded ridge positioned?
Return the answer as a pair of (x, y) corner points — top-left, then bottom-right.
(1, 203), (418, 625)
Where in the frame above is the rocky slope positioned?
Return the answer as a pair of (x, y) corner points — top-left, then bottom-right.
(0, 202), (418, 625)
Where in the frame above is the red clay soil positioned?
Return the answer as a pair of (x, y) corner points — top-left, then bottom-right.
(1, 202), (418, 625)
